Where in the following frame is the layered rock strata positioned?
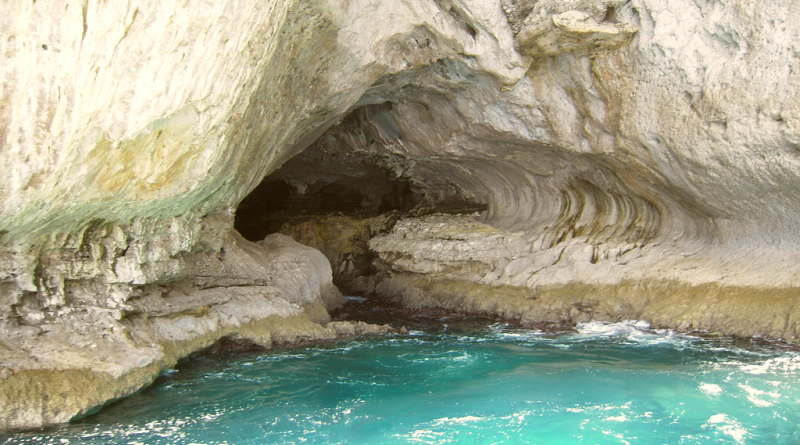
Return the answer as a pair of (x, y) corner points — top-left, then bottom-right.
(0, 232), (392, 431)
(365, 214), (800, 340)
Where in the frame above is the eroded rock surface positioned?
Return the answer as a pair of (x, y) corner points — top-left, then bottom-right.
(2, 0), (800, 431)
(366, 213), (800, 339)
(0, 233), (393, 431)
(276, 213), (401, 292)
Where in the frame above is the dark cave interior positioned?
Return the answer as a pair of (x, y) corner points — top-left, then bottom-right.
(233, 174), (419, 242)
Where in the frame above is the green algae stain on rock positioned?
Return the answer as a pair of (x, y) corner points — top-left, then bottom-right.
(0, 365), (163, 431)
(84, 105), (206, 201)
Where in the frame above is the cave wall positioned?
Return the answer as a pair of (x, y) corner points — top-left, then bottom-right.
(0, 0), (525, 317)
(292, 0), (800, 337)
(271, 0), (800, 295)
(2, 0), (800, 430)
(0, 0), (526, 430)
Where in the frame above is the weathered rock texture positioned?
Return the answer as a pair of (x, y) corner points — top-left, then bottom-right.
(0, 231), (394, 430)
(366, 214), (800, 339)
(276, 213), (401, 292)
(2, 0), (800, 431)
(263, 0), (800, 338)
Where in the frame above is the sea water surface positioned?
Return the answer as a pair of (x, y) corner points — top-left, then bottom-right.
(3, 314), (800, 444)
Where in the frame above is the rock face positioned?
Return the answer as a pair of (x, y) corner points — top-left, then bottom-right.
(262, 0), (800, 338)
(0, 231), (395, 430)
(2, 0), (800, 431)
(366, 214), (800, 339)
(276, 213), (401, 292)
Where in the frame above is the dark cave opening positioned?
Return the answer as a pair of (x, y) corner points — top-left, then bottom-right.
(233, 174), (419, 242)
(232, 139), (425, 294)
(234, 102), (431, 243)
(232, 101), (487, 293)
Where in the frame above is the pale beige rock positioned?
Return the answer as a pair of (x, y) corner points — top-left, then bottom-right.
(0, 233), (390, 431)
(0, 0), (529, 336)
(367, 214), (800, 340)
(2, 0), (800, 431)
(516, 1), (639, 57)
(5, 0), (799, 332)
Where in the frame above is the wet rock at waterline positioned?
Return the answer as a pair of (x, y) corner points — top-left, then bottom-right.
(365, 214), (800, 339)
(3, 0), (800, 431)
(0, 233), (393, 431)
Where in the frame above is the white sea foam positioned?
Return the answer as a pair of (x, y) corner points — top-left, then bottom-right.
(486, 319), (701, 350)
(432, 415), (485, 426)
(699, 383), (724, 396)
(397, 429), (446, 444)
(705, 414), (749, 444)
(577, 320), (651, 335)
(567, 320), (713, 351)
(601, 430), (632, 444)
(708, 414), (727, 423)
(604, 414), (628, 422)
(575, 320), (662, 343)
(487, 329), (546, 344)
(739, 384), (780, 407)
(740, 355), (800, 375)
(451, 352), (472, 362)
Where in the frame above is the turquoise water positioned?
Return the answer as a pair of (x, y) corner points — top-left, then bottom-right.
(3, 319), (799, 445)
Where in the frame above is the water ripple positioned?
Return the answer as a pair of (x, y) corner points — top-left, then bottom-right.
(3, 321), (799, 445)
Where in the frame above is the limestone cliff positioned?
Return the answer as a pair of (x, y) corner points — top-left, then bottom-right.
(2, 0), (800, 431)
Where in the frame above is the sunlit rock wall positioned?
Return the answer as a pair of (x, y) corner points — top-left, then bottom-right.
(266, 0), (800, 336)
(0, 0), (526, 430)
(0, 0), (525, 319)
(2, 0), (800, 430)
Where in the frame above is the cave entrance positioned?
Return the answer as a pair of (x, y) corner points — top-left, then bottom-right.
(234, 103), (424, 243)
(233, 102), (486, 293)
(233, 170), (414, 294)
(232, 106), (426, 293)
(233, 161), (419, 243)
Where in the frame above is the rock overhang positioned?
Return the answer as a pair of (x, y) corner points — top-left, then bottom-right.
(3, 0), (800, 430)
(1, 0), (799, 332)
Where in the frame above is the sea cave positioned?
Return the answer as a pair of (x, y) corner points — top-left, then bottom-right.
(1, 0), (800, 442)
